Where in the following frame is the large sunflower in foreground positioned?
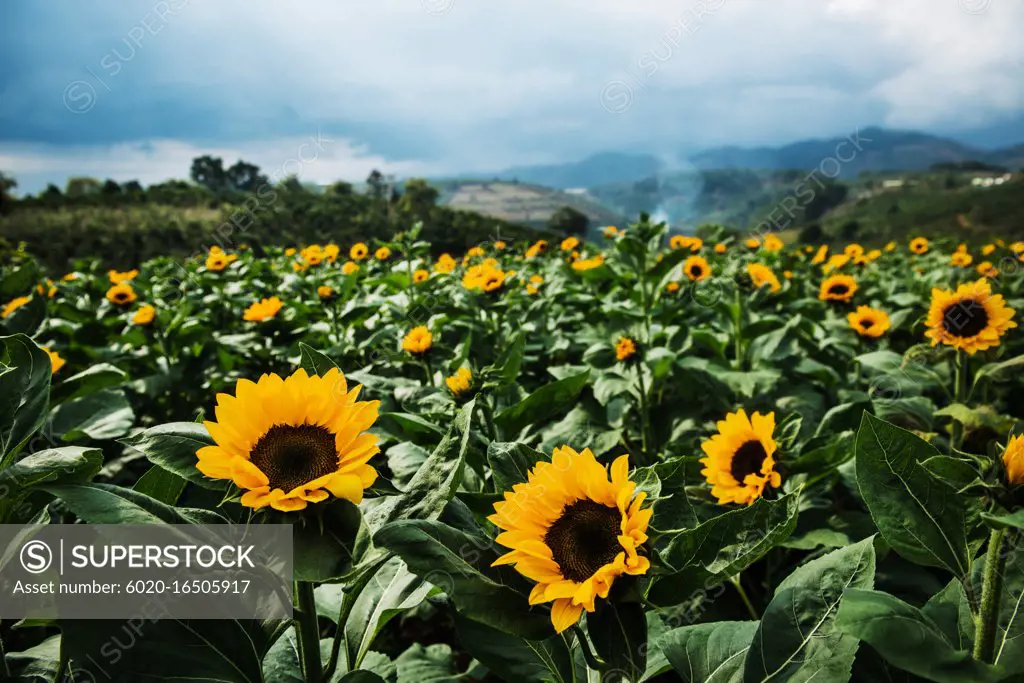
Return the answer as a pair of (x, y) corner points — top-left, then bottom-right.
(196, 368), (380, 511)
(819, 274), (857, 303)
(924, 278), (1016, 354)
(700, 409), (781, 506)
(489, 447), (651, 633)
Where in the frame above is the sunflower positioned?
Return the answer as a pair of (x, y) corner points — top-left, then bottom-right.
(43, 347), (65, 375)
(375, 247), (391, 261)
(747, 263), (781, 293)
(1011, 242), (1024, 255)
(445, 367), (473, 397)
(763, 234), (784, 253)
(603, 226), (620, 238)
(950, 252), (973, 268)
(341, 261), (359, 276)
(108, 269), (139, 285)
(206, 250), (237, 271)
(489, 446), (651, 633)
(195, 368), (379, 512)
(285, 247), (297, 257)
(847, 306), (890, 338)
(526, 240), (549, 259)
(434, 254), (457, 273)
(811, 245), (829, 265)
(823, 254), (851, 274)
(910, 237), (929, 255)
(561, 236), (580, 252)
(302, 245), (325, 267)
(884, 241), (897, 253)
(350, 243), (369, 261)
(714, 243), (727, 254)
(615, 336), (637, 362)
(571, 254), (605, 271)
(324, 244), (341, 263)
(745, 238), (761, 250)
(37, 280), (56, 298)
(925, 278), (1016, 354)
(526, 284), (540, 296)
(244, 297), (283, 322)
(403, 326), (433, 355)
(106, 283), (137, 306)
(982, 244), (996, 256)
(132, 304), (156, 326)
(413, 269), (430, 283)
(318, 285), (335, 300)
(1, 295), (31, 319)
(62, 272), (78, 282)
(977, 261), (999, 278)
(700, 409), (781, 506)
(844, 244), (864, 258)
(683, 255), (711, 282)
(463, 263), (506, 292)
(819, 274), (857, 303)
(665, 282), (681, 293)
(1003, 434), (1024, 486)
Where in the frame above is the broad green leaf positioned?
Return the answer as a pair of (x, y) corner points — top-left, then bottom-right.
(49, 363), (127, 404)
(0, 334), (52, 462)
(119, 421), (225, 490)
(47, 387), (134, 441)
(982, 510), (1024, 531)
(1, 294), (46, 335)
(0, 446), (101, 491)
(386, 441), (431, 490)
(658, 620), (757, 683)
(856, 413), (973, 577)
(588, 600), (647, 683)
(935, 403), (1016, 434)
(744, 537), (876, 683)
(786, 431), (855, 475)
(838, 588), (1005, 683)
(923, 579), (975, 653)
(293, 500), (369, 583)
(454, 613), (576, 683)
(40, 482), (223, 525)
(3, 634), (62, 682)
(299, 342), (340, 375)
(973, 354), (1024, 385)
(133, 465), (187, 506)
(494, 332), (526, 385)
(495, 370), (590, 436)
(0, 261), (39, 300)
(487, 441), (546, 492)
(394, 643), (463, 682)
(344, 556), (433, 668)
(374, 519), (551, 640)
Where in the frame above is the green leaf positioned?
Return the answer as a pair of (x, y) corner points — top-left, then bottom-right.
(0, 446), (101, 491)
(395, 643), (463, 682)
(935, 403), (1016, 434)
(923, 579), (975, 653)
(374, 519), (551, 640)
(838, 588), (1005, 683)
(299, 342), (340, 375)
(588, 600), (647, 683)
(981, 510), (1024, 531)
(454, 613), (576, 683)
(495, 370), (590, 436)
(855, 412), (973, 577)
(494, 332), (526, 385)
(660, 494), (799, 578)
(47, 387), (134, 441)
(0, 334), (52, 461)
(743, 537), (876, 683)
(293, 500), (369, 583)
(49, 363), (127, 404)
(344, 556), (433, 668)
(133, 465), (187, 506)
(973, 354), (1024, 385)
(40, 482), (223, 525)
(119, 421), (225, 490)
(1, 295), (46, 335)
(4, 634), (62, 682)
(0, 261), (39, 300)
(786, 431), (855, 474)
(658, 620), (757, 683)
(487, 441), (546, 492)
(386, 441), (431, 490)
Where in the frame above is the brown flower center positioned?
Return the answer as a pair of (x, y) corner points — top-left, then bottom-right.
(249, 424), (338, 493)
(730, 440), (768, 484)
(545, 500), (622, 582)
(860, 318), (875, 329)
(829, 284), (849, 296)
(942, 299), (989, 338)
(690, 264), (704, 278)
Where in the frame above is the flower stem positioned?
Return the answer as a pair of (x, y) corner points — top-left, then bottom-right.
(480, 398), (498, 441)
(730, 576), (758, 620)
(294, 581), (323, 682)
(973, 528), (1006, 664)
(733, 286), (744, 371)
(952, 350), (967, 451)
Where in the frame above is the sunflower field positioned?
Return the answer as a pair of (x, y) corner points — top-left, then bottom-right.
(2, 220), (1024, 682)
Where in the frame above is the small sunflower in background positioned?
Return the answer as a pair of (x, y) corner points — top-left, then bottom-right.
(434, 254), (457, 273)
(714, 242), (728, 254)
(603, 226), (620, 238)
(884, 241), (897, 252)
(977, 261), (999, 278)
(342, 261), (360, 276)
(413, 269), (429, 283)
(108, 268), (139, 285)
(665, 282), (681, 293)
(374, 246), (391, 261)
(925, 278), (1016, 354)
(106, 283), (137, 306)
(561, 236), (580, 252)
(301, 245), (325, 267)
(819, 274), (857, 303)
(489, 447), (651, 633)
(763, 234), (784, 253)
(615, 336), (637, 362)
(317, 285), (335, 301)
(844, 243), (864, 258)
(206, 249), (237, 271)
(700, 409), (781, 506)
(445, 367), (473, 398)
(37, 280), (57, 298)
(571, 254), (605, 271)
(683, 255), (711, 282)
(195, 368), (380, 512)
(43, 347), (65, 375)
(494, 240), (507, 250)
(132, 304), (156, 326)
(403, 326), (433, 355)
(323, 244), (341, 263)
(1002, 434), (1024, 486)
(746, 263), (781, 293)
(350, 243), (369, 261)
(526, 240), (549, 258)
(950, 252), (973, 268)
(62, 273), (78, 282)
(910, 237), (929, 255)
(982, 244), (996, 256)
(1, 295), (31, 319)
(745, 237), (761, 250)
(847, 306), (890, 338)
(463, 263), (506, 292)
(811, 245), (829, 265)
(244, 296), (283, 322)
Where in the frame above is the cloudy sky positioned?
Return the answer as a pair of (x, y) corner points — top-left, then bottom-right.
(2, 0), (1023, 193)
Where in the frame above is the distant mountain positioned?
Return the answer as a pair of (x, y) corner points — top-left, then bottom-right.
(483, 127), (1024, 189)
